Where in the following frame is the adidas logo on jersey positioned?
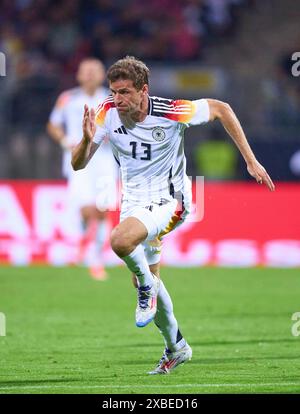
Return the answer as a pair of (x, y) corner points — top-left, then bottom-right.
(114, 126), (128, 135)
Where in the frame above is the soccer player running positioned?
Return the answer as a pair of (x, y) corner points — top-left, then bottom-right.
(72, 56), (275, 374)
(47, 58), (118, 280)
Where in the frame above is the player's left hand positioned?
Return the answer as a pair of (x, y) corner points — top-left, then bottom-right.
(247, 160), (275, 191)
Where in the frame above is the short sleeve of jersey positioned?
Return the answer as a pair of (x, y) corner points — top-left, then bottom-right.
(93, 122), (108, 146)
(93, 97), (115, 145)
(49, 92), (69, 125)
(187, 99), (210, 126)
(175, 98), (210, 127)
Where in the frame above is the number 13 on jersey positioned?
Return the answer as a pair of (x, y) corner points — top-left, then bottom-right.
(129, 141), (151, 160)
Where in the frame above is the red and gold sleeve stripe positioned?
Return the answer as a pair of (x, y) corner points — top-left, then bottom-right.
(95, 97), (115, 127)
(163, 100), (197, 123)
(152, 98), (197, 123)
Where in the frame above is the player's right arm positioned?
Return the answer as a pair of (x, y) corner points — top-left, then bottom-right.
(47, 122), (71, 149)
(47, 91), (72, 150)
(72, 96), (114, 170)
(71, 105), (99, 170)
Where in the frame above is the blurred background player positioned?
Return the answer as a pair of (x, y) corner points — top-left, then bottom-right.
(47, 58), (118, 280)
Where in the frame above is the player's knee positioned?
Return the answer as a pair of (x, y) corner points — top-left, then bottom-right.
(110, 229), (134, 257)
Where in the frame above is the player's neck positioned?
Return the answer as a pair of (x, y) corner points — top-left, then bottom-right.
(130, 95), (149, 123)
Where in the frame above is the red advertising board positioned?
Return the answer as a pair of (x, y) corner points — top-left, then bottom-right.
(0, 180), (299, 267)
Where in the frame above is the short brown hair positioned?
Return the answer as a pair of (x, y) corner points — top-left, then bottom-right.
(107, 56), (149, 90)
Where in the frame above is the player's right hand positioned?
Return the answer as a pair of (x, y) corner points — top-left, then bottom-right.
(82, 104), (96, 141)
(247, 159), (275, 191)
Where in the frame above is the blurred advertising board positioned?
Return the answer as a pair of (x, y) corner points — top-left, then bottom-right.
(150, 66), (226, 97)
(0, 181), (299, 267)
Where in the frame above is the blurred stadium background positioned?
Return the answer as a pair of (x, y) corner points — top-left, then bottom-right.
(1, 0), (300, 396)
(0, 0), (299, 267)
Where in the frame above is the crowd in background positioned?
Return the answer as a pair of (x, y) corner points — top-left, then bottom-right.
(1, 0), (251, 83)
(0, 0), (299, 181)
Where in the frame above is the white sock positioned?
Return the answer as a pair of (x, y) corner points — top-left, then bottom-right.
(154, 280), (185, 352)
(122, 244), (153, 288)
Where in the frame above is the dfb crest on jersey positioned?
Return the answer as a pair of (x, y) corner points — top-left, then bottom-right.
(152, 127), (166, 142)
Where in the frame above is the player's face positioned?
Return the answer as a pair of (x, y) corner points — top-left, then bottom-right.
(109, 79), (148, 115)
(77, 61), (105, 90)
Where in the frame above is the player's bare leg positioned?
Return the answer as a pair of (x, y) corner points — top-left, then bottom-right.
(111, 217), (160, 327)
(79, 206), (108, 280)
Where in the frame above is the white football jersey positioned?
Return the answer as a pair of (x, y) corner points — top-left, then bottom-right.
(93, 96), (210, 204)
(49, 86), (117, 179)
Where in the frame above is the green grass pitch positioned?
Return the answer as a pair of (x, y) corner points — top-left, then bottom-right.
(0, 265), (300, 394)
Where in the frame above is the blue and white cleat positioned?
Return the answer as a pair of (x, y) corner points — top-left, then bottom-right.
(148, 343), (192, 374)
(135, 274), (160, 328)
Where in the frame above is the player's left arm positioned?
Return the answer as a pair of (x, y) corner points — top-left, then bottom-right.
(206, 99), (275, 191)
